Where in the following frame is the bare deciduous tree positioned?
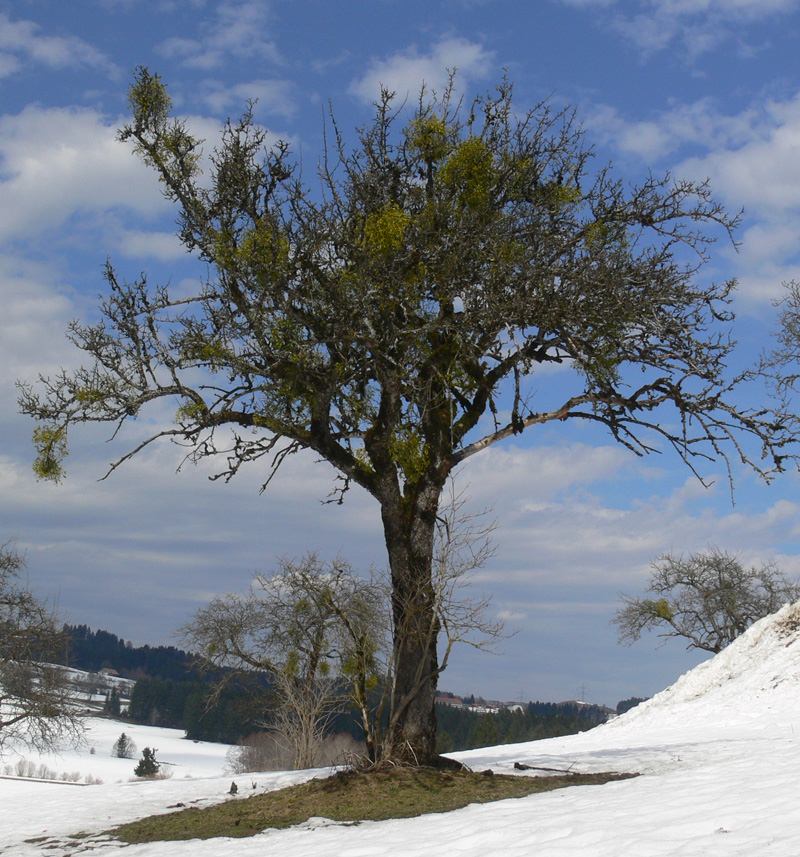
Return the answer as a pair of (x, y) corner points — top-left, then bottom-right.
(183, 556), (365, 769)
(614, 549), (800, 653)
(768, 281), (800, 392)
(19, 69), (797, 763)
(297, 560), (390, 765)
(0, 543), (82, 753)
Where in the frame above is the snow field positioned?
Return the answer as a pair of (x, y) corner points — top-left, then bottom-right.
(2, 602), (800, 855)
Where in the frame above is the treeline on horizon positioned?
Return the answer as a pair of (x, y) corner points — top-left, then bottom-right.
(60, 625), (645, 749)
(61, 624), (266, 743)
(436, 701), (611, 753)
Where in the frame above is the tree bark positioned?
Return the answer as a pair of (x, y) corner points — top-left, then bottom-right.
(380, 493), (443, 766)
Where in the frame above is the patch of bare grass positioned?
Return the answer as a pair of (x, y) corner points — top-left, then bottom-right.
(114, 767), (637, 843)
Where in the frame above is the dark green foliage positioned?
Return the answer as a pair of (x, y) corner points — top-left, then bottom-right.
(128, 674), (269, 744)
(104, 687), (121, 717)
(134, 747), (160, 778)
(182, 680), (269, 744)
(62, 624), (264, 741)
(616, 696), (647, 715)
(435, 700), (609, 753)
(111, 732), (136, 759)
(62, 625), (197, 681)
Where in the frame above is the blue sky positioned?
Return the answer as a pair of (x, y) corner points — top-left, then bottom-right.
(3, 0), (800, 707)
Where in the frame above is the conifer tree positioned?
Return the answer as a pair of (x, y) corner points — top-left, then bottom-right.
(104, 687), (121, 718)
(133, 746), (160, 777)
(111, 732), (136, 759)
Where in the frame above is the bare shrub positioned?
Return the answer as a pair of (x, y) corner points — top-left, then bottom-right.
(316, 732), (366, 767)
(227, 733), (294, 774)
(228, 731), (366, 773)
(15, 758), (35, 778)
(8, 759), (84, 781)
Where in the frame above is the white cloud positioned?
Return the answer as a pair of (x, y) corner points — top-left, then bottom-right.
(497, 609), (527, 622)
(585, 91), (800, 301)
(471, 475), (800, 591)
(587, 99), (758, 161)
(156, 0), (280, 70)
(0, 255), (76, 387)
(349, 37), (494, 104)
(201, 78), (296, 119)
(0, 106), (259, 245)
(0, 12), (116, 77)
(676, 94), (800, 300)
(454, 443), (630, 507)
(0, 52), (20, 78)
(116, 229), (187, 262)
(558, 0), (800, 57)
(680, 94), (800, 218)
(0, 106), (167, 243)
(724, 221), (800, 301)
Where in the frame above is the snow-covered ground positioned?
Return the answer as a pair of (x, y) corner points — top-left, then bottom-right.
(1, 717), (233, 783)
(3, 602), (800, 856)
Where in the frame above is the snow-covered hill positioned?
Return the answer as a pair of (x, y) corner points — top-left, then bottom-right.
(54, 664), (136, 715)
(3, 602), (800, 856)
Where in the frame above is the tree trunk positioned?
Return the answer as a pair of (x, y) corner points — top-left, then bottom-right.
(380, 495), (443, 766)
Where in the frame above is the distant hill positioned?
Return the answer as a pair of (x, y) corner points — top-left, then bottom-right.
(434, 696), (612, 752)
(60, 625), (199, 682)
(55, 624), (619, 750)
(57, 625), (266, 743)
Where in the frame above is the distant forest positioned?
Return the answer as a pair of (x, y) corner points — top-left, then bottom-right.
(436, 702), (610, 753)
(60, 624), (266, 743)
(62, 624), (197, 680)
(59, 625), (643, 749)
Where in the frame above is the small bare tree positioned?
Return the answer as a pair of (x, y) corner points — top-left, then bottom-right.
(614, 549), (800, 653)
(285, 559), (390, 765)
(228, 730), (365, 773)
(0, 543), (83, 753)
(183, 556), (352, 769)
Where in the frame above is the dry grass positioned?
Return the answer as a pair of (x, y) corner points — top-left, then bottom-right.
(113, 766), (637, 843)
